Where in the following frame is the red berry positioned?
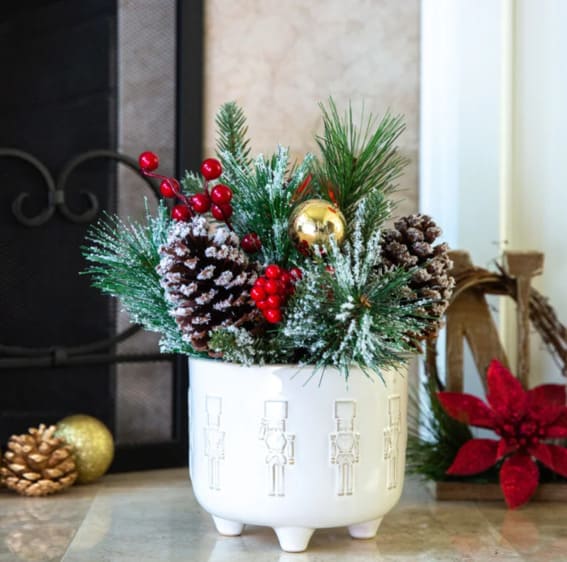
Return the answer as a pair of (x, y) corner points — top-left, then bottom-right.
(190, 193), (211, 213)
(278, 283), (289, 297)
(211, 203), (233, 221)
(290, 267), (303, 281)
(265, 264), (282, 279)
(250, 286), (266, 302)
(211, 184), (233, 204)
(139, 151), (159, 171)
(241, 233), (262, 253)
(264, 308), (282, 324)
(256, 299), (270, 311)
(266, 294), (282, 308)
(200, 158), (222, 180)
(159, 178), (176, 198)
(280, 272), (292, 285)
(265, 279), (280, 295)
(211, 204), (223, 221)
(172, 204), (191, 221)
(220, 203), (233, 218)
(254, 277), (267, 288)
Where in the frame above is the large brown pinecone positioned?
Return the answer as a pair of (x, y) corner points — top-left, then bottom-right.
(381, 213), (455, 340)
(1, 425), (78, 497)
(158, 216), (260, 354)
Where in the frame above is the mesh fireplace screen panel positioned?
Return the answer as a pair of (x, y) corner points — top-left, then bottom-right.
(115, 0), (176, 445)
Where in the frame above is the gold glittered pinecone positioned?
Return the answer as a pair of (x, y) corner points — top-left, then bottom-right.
(1, 424), (78, 497)
(158, 216), (261, 354)
(381, 213), (455, 339)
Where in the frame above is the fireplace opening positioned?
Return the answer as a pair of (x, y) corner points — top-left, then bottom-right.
(0, 0), (203, 471)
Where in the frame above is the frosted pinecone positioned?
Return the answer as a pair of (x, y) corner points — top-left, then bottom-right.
(157, 217), (260, 354)
(381, 214), (455, 339)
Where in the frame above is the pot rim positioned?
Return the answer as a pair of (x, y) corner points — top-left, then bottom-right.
(188, 355), (413, 371)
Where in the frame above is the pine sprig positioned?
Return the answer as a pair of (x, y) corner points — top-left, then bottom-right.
(82, 201), (193, 355)
(208, 325), (290, 365)
(406, 376), (474, 482)
(215, 101), (252, 170)
(282, 204), (430, 379)
(180, 170), (204, 197)
(220, 146), (313, 266)
(314, 99), (408, 236)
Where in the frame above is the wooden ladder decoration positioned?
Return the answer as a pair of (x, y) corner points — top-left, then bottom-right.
(445, 250), (544, 392)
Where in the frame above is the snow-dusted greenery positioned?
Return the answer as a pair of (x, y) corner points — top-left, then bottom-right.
(280, 204), (428, 379)
(82, 202), (194, 355)
(218, 146), (313, 265)
(83, 100), (436, 378)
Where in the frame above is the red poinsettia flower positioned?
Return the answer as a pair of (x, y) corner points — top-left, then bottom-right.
(437, 359), (567, 508)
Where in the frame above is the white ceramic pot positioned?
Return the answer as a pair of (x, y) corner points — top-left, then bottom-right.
(188, 358), (408, 553)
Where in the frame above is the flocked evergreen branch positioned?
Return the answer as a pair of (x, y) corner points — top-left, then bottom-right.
(81, 201), (194, 355)
(406, 376), (473, 482)
(180, 170), (204, 197)
(215, 101), (252, 170)
(314, 99), (408, 238)
(208, 325), (291, 366)
(219, 146), (313, 266)
(282, 204), (431, 379)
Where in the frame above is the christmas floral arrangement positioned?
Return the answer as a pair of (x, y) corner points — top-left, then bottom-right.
(83, 101), (454, 378)
(408, 360), (567, 508)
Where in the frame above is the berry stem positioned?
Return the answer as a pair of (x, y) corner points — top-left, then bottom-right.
(142, 170), (193, 216)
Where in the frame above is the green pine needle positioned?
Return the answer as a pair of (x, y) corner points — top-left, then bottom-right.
(219, 145), (313, 266)
(81, 201), (194, 355)
(406, 376), (473, 482)
(282, 204), (430, 379)
(215, 101), (252, 169)
(314, 99), (408, 237)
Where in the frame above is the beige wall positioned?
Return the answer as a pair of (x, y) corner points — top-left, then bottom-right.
(203, 0), (420, 217)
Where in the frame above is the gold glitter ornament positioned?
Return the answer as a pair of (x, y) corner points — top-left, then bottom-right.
(55, 415), (114, 484)
(288, 199), (347, 255)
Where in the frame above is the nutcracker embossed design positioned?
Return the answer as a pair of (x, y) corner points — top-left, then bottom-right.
(258, 400), (295, 497)
(204, 396), (225, 491)
(383, 395), (401, 490)
(329, 400), (360, 496)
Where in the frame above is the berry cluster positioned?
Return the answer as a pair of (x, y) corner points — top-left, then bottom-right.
(250, 264), (302, 324)
(138, 152), (234, 227)
(193, 158), (233, 223)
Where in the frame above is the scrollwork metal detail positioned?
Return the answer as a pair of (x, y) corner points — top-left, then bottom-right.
(0, 149), (164, 369)
(2, 148), (159, 227)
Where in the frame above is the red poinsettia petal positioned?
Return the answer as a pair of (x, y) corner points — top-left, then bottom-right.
(527, 385), (567, 425)
(530, 443), (567, 478)
(447, 439), (499, 475)
(437, 392), (494, 428)
(528, 384), (566, 407)
(547, 410), (567, 437)
(528, 442), (552, 467)
(499, 453), (539, 509)
(487, 360), (527, 420)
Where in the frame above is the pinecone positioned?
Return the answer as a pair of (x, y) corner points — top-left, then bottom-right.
(158, 216), (261, 354)
(381, 213), (455, 339)
(1, 425), (78, 497)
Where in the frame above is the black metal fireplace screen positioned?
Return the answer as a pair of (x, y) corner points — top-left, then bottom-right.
(0, 149), (188, 472)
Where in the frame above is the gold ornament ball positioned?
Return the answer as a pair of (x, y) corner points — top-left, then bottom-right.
(288, 199), (347, 254)
(55, 415), (114, 484)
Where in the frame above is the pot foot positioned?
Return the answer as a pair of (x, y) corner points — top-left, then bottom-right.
(212, 516), (244, 536)
(348, 517), (383, 539)
(274, 526), (315, 552)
